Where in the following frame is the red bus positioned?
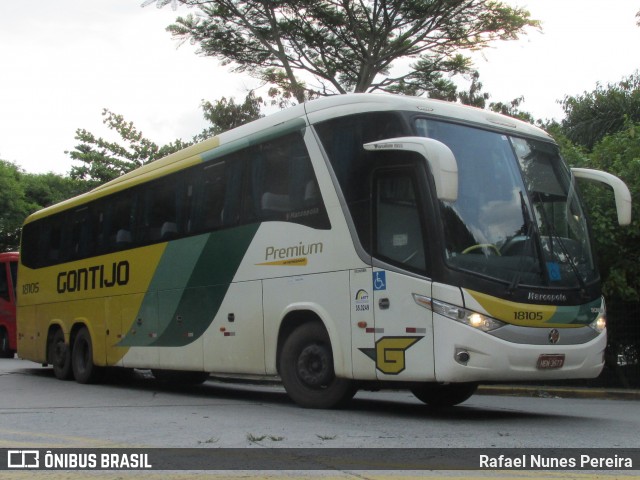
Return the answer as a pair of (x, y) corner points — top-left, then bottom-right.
(0, 252), (18, 358)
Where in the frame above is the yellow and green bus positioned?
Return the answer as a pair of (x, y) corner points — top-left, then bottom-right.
(17, 94), (631, 408)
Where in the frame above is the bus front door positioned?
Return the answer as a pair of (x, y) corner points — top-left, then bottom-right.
(372, 269), (434, 381)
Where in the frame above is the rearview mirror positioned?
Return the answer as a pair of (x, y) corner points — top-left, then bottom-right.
(364, 137), (458, 202)
(572, 168), (632, 226)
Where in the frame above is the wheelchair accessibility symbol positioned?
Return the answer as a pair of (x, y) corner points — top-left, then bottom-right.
(373, 271), (386, 291)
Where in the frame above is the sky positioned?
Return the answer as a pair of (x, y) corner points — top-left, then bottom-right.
(1, 0), (639, 175)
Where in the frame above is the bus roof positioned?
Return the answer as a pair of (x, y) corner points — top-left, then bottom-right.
(24, 93), (553, 224)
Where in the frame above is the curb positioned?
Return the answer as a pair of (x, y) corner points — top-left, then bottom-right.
(208, 376), (640, 401)
(477, 384), (640, 401)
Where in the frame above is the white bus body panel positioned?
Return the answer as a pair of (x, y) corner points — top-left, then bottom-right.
(433, 317), (607, 382)
(372, 269), (435, 381)
(204, 280), (265, 375)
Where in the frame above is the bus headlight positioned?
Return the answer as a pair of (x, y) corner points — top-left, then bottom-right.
(589, 313), (606, 333)
(413, 294), (505, 332)
(588, 298), (606, 334)
(454, 308), (505, 332)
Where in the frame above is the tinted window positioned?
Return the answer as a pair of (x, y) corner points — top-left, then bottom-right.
(0, 264), (8, 302)
(9, 261), (17, 299)
(315, 112), (408, 252)
(21, 130), (329, 269)
(374, 170), (427, 272)
(246, 133), (329, 229)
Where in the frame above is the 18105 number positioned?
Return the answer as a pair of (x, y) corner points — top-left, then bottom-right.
(22, 283), (40, 295)
(514, 311), (543, 321)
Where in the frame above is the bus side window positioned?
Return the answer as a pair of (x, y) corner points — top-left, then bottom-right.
(199, 162), (227, 231)
(314, 111), (408, 250)
(71, 207), (91, 259)
(47, 218), (66, 264)
(188, 159), (241, 234)
(20, 223), (40, 269)
(106, 193), (136, 251)
(252, 145), (291, 221)
(0, 263), (9, 302)
(246, 132), (330, 229)
(9, 261), (17, 300)
(140, 178), (180, 242)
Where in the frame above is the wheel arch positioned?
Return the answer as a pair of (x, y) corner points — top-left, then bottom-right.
(45, 321), (66, 362)
(69, 321), (89, 351)
(274, 304), (351, 378)
(45, 321), (91, 359)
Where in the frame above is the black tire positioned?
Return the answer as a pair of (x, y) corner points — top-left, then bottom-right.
(48, 329), (73, 380)
(71, 327), (101, 384)
(411, 383), (477, 407)
(152, 369), (210, 385)
(0, 328), (14, 358)
(279, 322), (356, 409)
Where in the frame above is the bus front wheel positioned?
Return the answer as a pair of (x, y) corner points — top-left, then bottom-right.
(49, 329), (73, 380)
(71, 327), (101, 384)
(279, 322), (356, 409)
(411, 383), (477, 407)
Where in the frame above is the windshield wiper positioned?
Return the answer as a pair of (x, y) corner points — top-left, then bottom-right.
(506, 191), (544, 295)
(533, 193), (588, 296)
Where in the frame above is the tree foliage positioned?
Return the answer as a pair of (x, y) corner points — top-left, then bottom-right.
(67, 109), (192, 186)
(195, 90), (265, 141)
(0, 161), (86, 251)
(455, 70), (536, 124)
(570, 122), (640, 301)
(67, 92), (264, 185)
(560, 71), (640, 151)
(0, 161), (30, 251)
(553, 72), (640, 300)
(147, 0), (538, 102)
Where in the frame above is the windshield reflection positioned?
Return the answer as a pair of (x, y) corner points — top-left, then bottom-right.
(415, 118), (597, 288)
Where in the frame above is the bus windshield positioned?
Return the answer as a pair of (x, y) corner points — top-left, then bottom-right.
(415, 118), (597, 288)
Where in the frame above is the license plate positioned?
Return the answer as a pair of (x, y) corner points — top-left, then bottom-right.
(537, 354), (565, 370)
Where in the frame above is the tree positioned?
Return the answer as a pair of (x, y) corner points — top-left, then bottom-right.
(22, 173), (89, 209)
(146, 0), (539, 102)
(454, 70), (537, 124)
(573, 122), (640, 301)
(0, 161), (84, 251)
(456, 70), (489, 108)
(488, 95), (535, 124)
(67, 109), (192, 186)
(554, 72), (640, 298)
(195, 90), (265, 141)
(67, 92), (264, 185)
(560, 71), (640, 151)
(0, 161), (30, 251)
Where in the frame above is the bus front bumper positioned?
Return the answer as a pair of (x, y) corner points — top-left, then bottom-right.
(432, 316), (606, 383)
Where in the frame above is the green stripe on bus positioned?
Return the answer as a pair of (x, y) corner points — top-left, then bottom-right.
(118, 224), (260, 347)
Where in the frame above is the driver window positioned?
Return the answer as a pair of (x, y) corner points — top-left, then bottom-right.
(374, 169), (427, 272)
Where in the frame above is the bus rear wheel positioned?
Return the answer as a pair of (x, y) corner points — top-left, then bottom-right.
(279, 322), (356, 409)
(411, 383), (477, 407)
(49, 329), (73, 380)
(71, 327), (101, 384)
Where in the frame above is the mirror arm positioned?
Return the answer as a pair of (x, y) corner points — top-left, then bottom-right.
(572, 168), (632, 226)
(364, 137), (458, 201)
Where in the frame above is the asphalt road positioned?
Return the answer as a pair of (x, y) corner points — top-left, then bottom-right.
(1, 356), (639, 449)
(1, 356), (639, 479)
